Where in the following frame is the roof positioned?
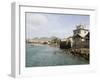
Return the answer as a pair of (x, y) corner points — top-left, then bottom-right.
(85, 32), (90, 40)
(73, 34), (84, 39)
(85, 32), (90, 37)
(73, 29), (89, 32)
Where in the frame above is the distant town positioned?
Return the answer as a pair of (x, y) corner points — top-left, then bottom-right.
(26, 24), (89, 60)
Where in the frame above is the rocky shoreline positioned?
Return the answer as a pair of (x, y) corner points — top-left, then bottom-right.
(69, 48), (89, 60)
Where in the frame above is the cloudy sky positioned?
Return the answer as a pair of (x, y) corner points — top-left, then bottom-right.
(26, 12), (89, 39)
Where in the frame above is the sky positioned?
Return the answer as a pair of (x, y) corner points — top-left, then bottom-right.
(26, 12), (89, 39)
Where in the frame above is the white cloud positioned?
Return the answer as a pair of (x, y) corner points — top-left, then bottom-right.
(26, 13), (48, 27)
(26, 13), (49, 38)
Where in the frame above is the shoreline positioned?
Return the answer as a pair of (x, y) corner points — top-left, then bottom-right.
(69, 48), (89, 60)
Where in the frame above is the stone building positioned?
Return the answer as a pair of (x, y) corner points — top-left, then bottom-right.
(60, 37), (73, 49)
(67, 37), (73, 47)
(73, 24), (88, 37)
(73, 24), (89, 48)
(84, 32), (90, 48)
(59, 24), (89, 49)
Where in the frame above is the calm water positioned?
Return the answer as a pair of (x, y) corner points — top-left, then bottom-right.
(26, 44), (89, 67)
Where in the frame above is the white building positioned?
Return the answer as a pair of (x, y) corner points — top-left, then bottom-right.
(73, 24), (89, 48)
(73, 24), (89, 38)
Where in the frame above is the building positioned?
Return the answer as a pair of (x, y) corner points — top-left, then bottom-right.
(73, 24), (89, 48)
(73, 24), (88, 38)
(60, 37), (73, 49)
(67, 37), (73, 47)
(84, 32), (90, 48)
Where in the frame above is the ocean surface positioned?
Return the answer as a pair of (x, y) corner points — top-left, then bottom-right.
(26, 44), (89, 67)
